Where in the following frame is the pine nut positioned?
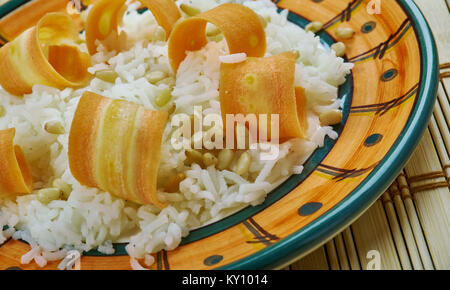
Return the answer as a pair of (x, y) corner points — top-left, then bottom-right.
(217, 149), (234, 170)
(305, 21), (323, 33)
(37, 188), (62, 204)
(145, 71), (167, 84)
(335, 27), (355, 39)
(52, 178), (72, 200)
(319, 110), (343, 126)
(331, 42), (346, 57)
(180, 4), (200, 16)
(44, 120), (65, 135)
(203, 152), (218, 167)
(235, 152), (251, 176)
(186, 149), (204, 166)
(155, 88), (172, 107)
(95, 69), (118, 83)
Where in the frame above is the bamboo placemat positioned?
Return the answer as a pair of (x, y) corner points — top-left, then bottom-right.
(0, 0), (447, 270)
(289, 0), (450, 270)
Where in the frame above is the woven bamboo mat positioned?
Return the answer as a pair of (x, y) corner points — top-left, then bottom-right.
(289, 0), (450, 270)
(0, 0), (447, 270)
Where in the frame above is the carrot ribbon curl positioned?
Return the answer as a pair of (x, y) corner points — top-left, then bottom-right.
(85, 0), (181, 55)
(168, 3), (266, 73)
(0, 13), (91, 96)
(68, 92), (169, 207)
(219, 52), (308, 141)
(0, 128), (33, 197)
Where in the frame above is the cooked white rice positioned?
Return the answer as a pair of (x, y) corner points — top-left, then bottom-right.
(0, 0), (352, 269)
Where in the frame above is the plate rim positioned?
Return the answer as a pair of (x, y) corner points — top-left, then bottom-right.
(0, 0), (30, 18)
(0, 0), (439, 270)
(220, 0), (439, 269)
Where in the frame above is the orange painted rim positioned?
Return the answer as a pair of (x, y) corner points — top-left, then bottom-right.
(0, 0), (439, 270)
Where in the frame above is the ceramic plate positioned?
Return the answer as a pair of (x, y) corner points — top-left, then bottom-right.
(0, 0), (438, 269)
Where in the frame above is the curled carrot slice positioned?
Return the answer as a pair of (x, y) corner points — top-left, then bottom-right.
(85, 0), (127, 55)
(0, 0), (69, 42)
(295, 86), (309, 138)
(168, 3), (266, 73)
(0, 13), (91, 96)
(68, 92), (169, 207)
(219, 52), (308, 141)
(85, 0), (181, 55)
(0, 128), (33, 197)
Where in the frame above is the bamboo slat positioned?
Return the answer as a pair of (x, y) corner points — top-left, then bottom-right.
(290, 247), (329, 270)
(389, 181), (424, 270)
(397, 173), (435, 270)
(433, 96), (450, 157)
(429, 112), (449, 181)
(350, 200), (402, 270)
(342, 228), (361, 270)
(381, 192), (412, 270)
(404, 129), (450, 269)
(325, 240), (340, 270)
(334, 233), (350, 270)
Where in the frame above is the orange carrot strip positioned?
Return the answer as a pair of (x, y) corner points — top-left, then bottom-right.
(68, 92), (168, 207)
(68, 92), (109, 189)
(0, 128), (33, 197)
(85, 0), (127, 55)
(95, 98), (140, 202)
(0, 13), (91, 96)
(85, 0), (181, 55)
(168, 3), (266, 73)
(295, 86), (309, 137)
(0, 0), (68, 42)
(219, 52), (308, 141)
(140, 0), (181, 39)
(134, 107), (168, 206)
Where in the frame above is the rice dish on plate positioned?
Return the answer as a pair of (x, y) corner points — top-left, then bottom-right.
(0, 0), (352, 269)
